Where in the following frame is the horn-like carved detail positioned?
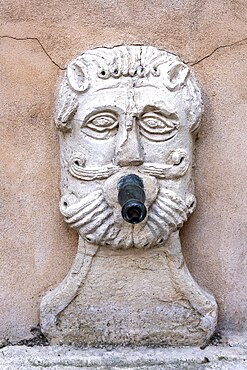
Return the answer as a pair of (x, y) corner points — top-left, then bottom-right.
(67, 60), (90, 92)
(164, 62), (190, 91)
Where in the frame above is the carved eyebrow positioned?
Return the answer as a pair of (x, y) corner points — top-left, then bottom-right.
(141, 105), (178, 120)
(94, 82), (122, 92)
(81, 107), (123, 124)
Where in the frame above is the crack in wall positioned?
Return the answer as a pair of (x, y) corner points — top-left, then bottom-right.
(0, 35), (65, 70)
(187, 36), (247, 66)
(1, 35), (247, 71)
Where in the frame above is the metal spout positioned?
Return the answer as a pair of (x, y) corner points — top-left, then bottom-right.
(118, 174), (147, 224)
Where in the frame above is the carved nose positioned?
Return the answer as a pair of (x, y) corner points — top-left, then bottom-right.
(116, 125), (144, 167)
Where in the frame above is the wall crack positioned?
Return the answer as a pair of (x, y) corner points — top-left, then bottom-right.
(0, 35), (65, 70)
(2, 36), (247, 70)
(187, 36), (247, 66)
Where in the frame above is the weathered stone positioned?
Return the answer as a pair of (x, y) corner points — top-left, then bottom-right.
(0, 344), (247, 370)
(40, 46), (217, 346)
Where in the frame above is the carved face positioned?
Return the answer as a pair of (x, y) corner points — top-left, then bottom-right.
(57, 46), (202, 249)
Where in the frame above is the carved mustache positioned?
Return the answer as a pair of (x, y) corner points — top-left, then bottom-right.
(68, 153), (118, 181)
(141, 149), (189, 179)
(68, 149), (189, 181)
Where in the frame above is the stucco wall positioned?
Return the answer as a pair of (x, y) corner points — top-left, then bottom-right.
(0, 0), (247, 342)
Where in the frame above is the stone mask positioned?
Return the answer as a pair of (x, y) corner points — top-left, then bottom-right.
(56, 45), (203, 250)
(40, 46), (217, 347)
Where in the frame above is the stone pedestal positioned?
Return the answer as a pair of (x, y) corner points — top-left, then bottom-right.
(41, 233), (217, 346)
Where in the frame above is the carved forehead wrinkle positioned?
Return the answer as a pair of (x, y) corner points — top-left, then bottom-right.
(81, 78), (176, 114)
(89, 76), (134, 93)
(75, 85), (132, 119)
(132, 86), (177, 114)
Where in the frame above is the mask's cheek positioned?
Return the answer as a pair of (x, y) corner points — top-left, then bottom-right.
(73, 131), (117, 169)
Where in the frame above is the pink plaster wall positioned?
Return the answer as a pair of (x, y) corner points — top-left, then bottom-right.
(0, 0), (247, 341)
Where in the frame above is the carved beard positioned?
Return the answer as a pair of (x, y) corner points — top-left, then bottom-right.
(60, 184), (195, 250)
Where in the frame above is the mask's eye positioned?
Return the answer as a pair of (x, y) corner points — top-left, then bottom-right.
(82, 112), (118, 139)
(139, 112), (179, 142)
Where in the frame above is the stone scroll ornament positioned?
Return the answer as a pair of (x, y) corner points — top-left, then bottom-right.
(40, 45), (217, 346)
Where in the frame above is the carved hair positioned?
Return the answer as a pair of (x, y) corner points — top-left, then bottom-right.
(55, 45), (203, 134)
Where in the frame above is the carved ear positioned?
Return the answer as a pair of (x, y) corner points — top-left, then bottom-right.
(67, 60), (90, 92)
(164, 62), (190, 91)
